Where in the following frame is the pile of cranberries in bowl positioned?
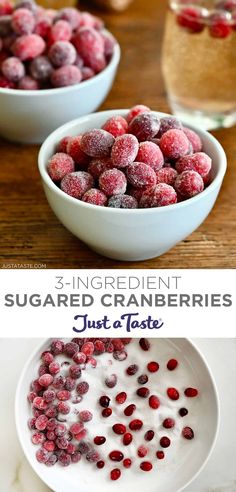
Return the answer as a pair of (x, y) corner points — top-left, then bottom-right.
(0, 0), (116, 90)
(47, 104), (212, 209)
(27, 337), (199, 481)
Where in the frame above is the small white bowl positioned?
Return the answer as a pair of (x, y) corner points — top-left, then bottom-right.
(0, 42), (120, 144)
(15, 338), (220, 492)
(38, 110), (227, 261)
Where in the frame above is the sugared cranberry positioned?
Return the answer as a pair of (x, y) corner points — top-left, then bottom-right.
(99, 395), (110, 408)
(149, 395), (160, 409)
(167, 387), (179, 400)
(126, 364), (139, 376)
(129, 419), (143, 431)
(147, 361), (159, 373)
(163, 418), (175, 429)
(64, 342), (79, 357)
(144, 430), (155, 442)
(55, 423), (66, 437)
(123, 458), (132, 468)
(69, 365), (81, 379)
(140, 461), (153, 472)
(105, 374), (117, 388)
(49, 361), (60, 375)
(182, 426), (194, 440)
(109, 450), (124, 462)
(70, 422), (84, 436)
(81, 341), (94, 356)
(123, 432), (133, 445)
(139, 338), (150, 351)
(113, 350), (127, 361)
(137, 445), (148, 457)
(76, 381), (89, 395)
(137, 374), (148, 385)
(31, 432), (46, 445)
(57, 401), (70, 415)
(73, 352), (86, 364)
(43, 390), (56, 403)
(71, 451), (82, 463)
(94, 436), (106, 445)
(97, 460), (105, 469)
(112, 423), (126, 435)
(156, 450), (165, 460)
(179, 407), (188, 417)
(184, 387), (198, 397)
(124, 404), (136, 416)
(79, 410), (93, 422)
(137, 387), (150, 398)
(41, 351), (54, 365)
(38, 374), (53, 387)
(57, 390), (71, 401)
(58, 451), (71, 467)
(110, 468), (121, 480)
(75, 429), (87, 441)
(102, 407), (112, 418)
(160, 436), (171, 448)
(116, 392), (127, 404)
(36, 448), (49, 464)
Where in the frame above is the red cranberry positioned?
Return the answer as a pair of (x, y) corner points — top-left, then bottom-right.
(149, 395), (160, 409)
(79, 410), (93, 422)
(182, 426), (194, 440)
(64, 377), (76, 391)
(177, 7), (205, 33)
(123, 432), (133, 445)
(53, 375), (65, 389)
(110, 468), (121, 480)
(179, 407), (188, 417)
(58, 451), (71, 467)
(64, 342), (79, 357)
(138, 445), (148, 457)
(140, 461), (153, 472)
(124, 404), (136, 416)
(31, 432), (46, 445)
(97, 460), (105, 469)
(129, 419), (143, 431)
(99, 395), (110, 408)
(69, 364), (82, 379)
(102, 407), (112, 418)
(43, 390), (56, 403)
(105, 374), (117, 388)
(137, 374), (148, 385)
(163, 418), (175, 429)
(147, 361), (159, 373)
(139, 338), (150, 351)
(156, 450), (165, 460)
(160, 436), (171, 448)
(81, 341), (94, 356)
(144, 430), (155, 441)
(70, 423), (84, 436)
(184, 387), (198, 397)
(137, 387), (150, 398)
(76, 381), (89, 395)
(113, 350), (127, 361)
(57, 401), (70, 414)
(49, 361), (60, 375)
(33, 396), (47, 410)
(46, 418), (57, 431)
(167, 387), (179, 400)
(109, 450), (124, 462)
(45, 406), (57, 418)
(51, 339), (64, 355)
(55, 423), (67, 437)
(126, 364), (139, 376)
(75, 429), (87, 441)
(67, 443), (76, 455)
(113, 423), (126, 435)
(36, 448), (50, 464)
(116, 392), (127, 404)
(28, 417), (36, 430)
(94, 436), (106, 445)
(73, 351), (86, 364)
(123, 458), (132, 468)
(41, 351), (54, 365)
(71, 451), (82, 463)
(57, 390), (71, 401)
(35, 415), (48, 430)
(56, 437), (69, 450)
(209, 11), (232, 38)
(167, 359), (178, 371)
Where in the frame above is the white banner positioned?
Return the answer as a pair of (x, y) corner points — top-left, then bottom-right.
(0, 269), (234, 337)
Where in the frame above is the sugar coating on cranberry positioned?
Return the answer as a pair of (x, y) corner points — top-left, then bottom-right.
(156, 167), (178, 186)
(136, 141), (164, 172)
(49, 19), (72, 43)
(47, 152), (74, 181)
(182, 426), (195, 440)
(102, 116), (128, 138)
(140, 183), (177, 208)
(105, 373), (117, 388)
(18, 75), (39, 89)
(99, 169), (127, 196)
(79, 410), (93, 422)
(61, 171), (94, 199)
(108, 194), (138, 209)
(157, 116), (183, 138)
(127, 162), (157, 188)
(1, 56), (25, 81)
(128, 112), (160, 142)
(126, 104), (151, 124)
(49, 40), (76, 67)
(80, 129), (114, 158)
(13, 33), (45, 60)
(73, 27), (105, 73)
(176, 152), (212, 179)
(111, 134), (139, 168)
(66, 135), (90, 166)
(76, 381), (89, 395)
(159, 129), (189, 160)
(183, 127), (202, 153)
(175, 170), (204, 198)
(82, 188), (108, 206)
(51, 65), (82, 87)
(12, 7), (35, 35)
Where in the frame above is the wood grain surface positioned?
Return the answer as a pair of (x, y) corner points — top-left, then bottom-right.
(0, 0), (235, 269)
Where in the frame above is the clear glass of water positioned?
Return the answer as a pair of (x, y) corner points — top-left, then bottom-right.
(162, 0), (236, 129)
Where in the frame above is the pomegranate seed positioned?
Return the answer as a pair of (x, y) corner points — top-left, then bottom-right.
(144, 430), (155, 441)
(129, 419), (143, 431)
(179, 407), (188, 417)
(163, 418), (175, 429)
(160, 436), (171, 448)
(167, 387), (179, 400)
(123, 432), (133, 445)
(147, 361), (159, 373)
(99, 395), (110, 408)
(138, 445), (148, 457)
(184, 387), (198, 397)
(126, 364), (139, 375)
(140, 461), (152, 471)
(109, 450), (124, 462)
(97, 460), (105, 469)
(123, 458), (132, 468)
(137, 387), (150, 398)
(105, 374), (117, 388)
(102, 408), (112, 418)
(94, 436), (106, 445)
(137, 374), (148, 385)
(110, 468), (121, 480)
(124, 404), (136, 416)
(116, 392), (127, 404)
(182, 426), (194, 440)
(113, 423), (126, 435)
(167, 359), (178, 371)
(156, 450), (165, 460)
(139, 338), (150, 351)
(149, 395), (160, 409)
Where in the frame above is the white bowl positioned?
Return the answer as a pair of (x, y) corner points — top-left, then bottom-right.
(0, 43), (120, 144)
(38, 110), (227, 261)
(15, 338), (219, 492)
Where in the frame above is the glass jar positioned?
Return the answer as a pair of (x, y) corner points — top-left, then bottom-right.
(162, 0), (236, 129)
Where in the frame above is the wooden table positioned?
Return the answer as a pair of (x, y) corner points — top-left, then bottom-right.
(1, 0), (235, 268)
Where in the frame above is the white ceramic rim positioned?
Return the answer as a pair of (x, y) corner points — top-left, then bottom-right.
(38, 110), (227, 215)
(0, 40), (120, 96)
(15, 337), (220, 492)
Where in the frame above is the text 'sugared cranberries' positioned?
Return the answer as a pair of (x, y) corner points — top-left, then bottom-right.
(123, 458), (132, 468)
(99, 169), (127, 197)
(126, 104), (151, 124)
(79, 410), (93, 422)
(156, 450), (165, 460)
(149, 395), (160, 409)
(137, 387), (150, 398)
(99, 395), (110, 408)
(124, 404), (136, 416)
(139, 338), (150, 351)
(182, 426), (195, 440)
(160, 436), (171, 448)
(111, 133), (139, 168)
(97, 460), (105, 469)
(76, 381), (89, 395)
(80, 129), (114, 158)
(176, 152), (212, 179)
(129, 419), (143, 431)
(167, 358), (178, 371)
(177, 6), (205, 33)
(112, 423), (126, 435)
(102, 407), (112, 418)
(144, 430), (155, 441)
(140, 461), (153, 472)
(102, 115), (128, 138)
(137, 374), (148, 385)
(128, 112), (160, 142)
(123, 432), (133, 445)
(163, 418), (175, 429)
(159, 129), (189, 160)
(147, 361), (159, 373)
(110, 468), (121, 481)
(126, 364), (139, 376)
(116, 392), (127, 404)
(175, 170), (204, 198)
(179, 407), (188, 417)
(167, 387), (180, 401)
(61, 171), (94, 199)
(184, 387), (199, 397)
(137, 445), (148, 457)
(109, 450), (124, 462)
(94, 436), (106, 445)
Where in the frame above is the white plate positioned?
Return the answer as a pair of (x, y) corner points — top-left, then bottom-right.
(15, 338), (219, 492)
